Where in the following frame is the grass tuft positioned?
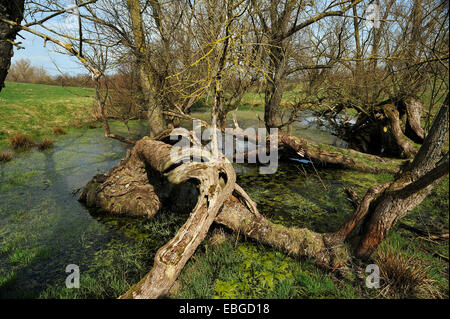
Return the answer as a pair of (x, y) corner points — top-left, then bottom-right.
(8, 134), (35, 149)
(37, 137), (54, 150)
(0, 150), (14, 162)
(375, 245), (442, 298)
(70, 120), (83, 128)
(52, 126), (67, 135)
(208, 229), (228, 248)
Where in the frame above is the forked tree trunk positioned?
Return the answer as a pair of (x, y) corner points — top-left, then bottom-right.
(342, 98), (425, 158)
(328, 94), (449, 258)
(356, 155), (448, 258)
(356, 95), (448, 257)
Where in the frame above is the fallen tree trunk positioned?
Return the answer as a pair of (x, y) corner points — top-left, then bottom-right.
(78, 94), (447, 298)
(79, 136), (349, 298)
(278, 131), (398, 173)
(215, 197), (349, 268)
(121, 153), (235, 298)
(164, 109), (400, 173)
(83, 137), (236, 298)
(397, 222), (449, 241)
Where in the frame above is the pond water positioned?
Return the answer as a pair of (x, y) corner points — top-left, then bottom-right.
(0, 115), (386, 298)
(191, 110), (349, 148)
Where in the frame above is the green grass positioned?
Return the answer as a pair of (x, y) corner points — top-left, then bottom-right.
(190, 84), (311, 113)
(0, 81), (95, 150)
(171, 174), (448, 300)
(173, 233), (361, 299)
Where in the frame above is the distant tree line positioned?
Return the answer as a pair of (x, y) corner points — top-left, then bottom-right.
(6, 58), (93, 87)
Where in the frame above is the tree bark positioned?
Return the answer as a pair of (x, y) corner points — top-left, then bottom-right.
(126, 0), (166, 137)
(83, 137), (236, 298)
(355, 164), (446, 258)
(215, 197), (348, 269)
(264, 43), (285, 129)
(0, 0), (24, 92)
(338, 96), (426, 158)
(279, 131), (398, 173)
(383, 104), (418, 158)
(332, 94), (449, 258)
(404, 97), (425, 143)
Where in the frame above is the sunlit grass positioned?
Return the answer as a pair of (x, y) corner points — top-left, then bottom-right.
(0, 82), (95, 150)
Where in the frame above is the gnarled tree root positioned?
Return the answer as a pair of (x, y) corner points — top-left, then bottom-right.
(79, 137), (349, 298)
(82, 137), (236, 298)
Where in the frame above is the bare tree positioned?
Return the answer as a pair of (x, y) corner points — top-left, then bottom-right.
(319, 0), (449, 157)
(6, 58), (53, 83)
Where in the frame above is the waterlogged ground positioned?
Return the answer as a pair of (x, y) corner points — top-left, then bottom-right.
(190, 109), (349, 148)
(0, 117), (448, 299)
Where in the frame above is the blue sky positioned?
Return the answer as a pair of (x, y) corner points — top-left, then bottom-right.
(12, 29), (86, 76)
(11, 0), (102, 77)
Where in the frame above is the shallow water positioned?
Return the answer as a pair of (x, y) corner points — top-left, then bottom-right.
(0, 122), (150, 297)
(190, 110), (349, 148)
(0, 117), (383, 298)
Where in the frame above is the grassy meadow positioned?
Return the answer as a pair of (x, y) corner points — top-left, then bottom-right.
(0, 82), (96, 151)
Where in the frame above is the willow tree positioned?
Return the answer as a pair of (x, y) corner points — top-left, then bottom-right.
(123, 0), (165, 136)
(318, 0), (449, 158)
(246, 0), (363, 129)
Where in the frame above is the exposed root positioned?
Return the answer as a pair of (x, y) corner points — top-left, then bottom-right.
(81, 137), (237, 299)
(383, 104), (417, 158)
